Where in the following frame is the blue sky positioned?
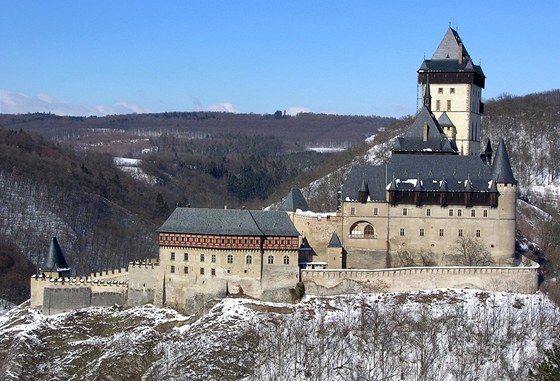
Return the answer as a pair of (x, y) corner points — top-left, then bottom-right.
(1, 1), (558, 117)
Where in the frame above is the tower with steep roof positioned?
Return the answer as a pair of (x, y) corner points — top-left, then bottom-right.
(418, 27), (485, 156)
(41, 237), (71, 278)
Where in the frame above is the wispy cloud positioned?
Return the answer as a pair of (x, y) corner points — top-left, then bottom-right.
(207, 102), (239, 113)
(286, 106), (311, 116)
(0, 90), (150, 116)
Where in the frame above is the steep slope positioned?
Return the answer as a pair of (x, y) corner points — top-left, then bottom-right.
(0, 290), (558, 380)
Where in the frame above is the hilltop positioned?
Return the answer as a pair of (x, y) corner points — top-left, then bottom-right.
(1, 289), (558, 380)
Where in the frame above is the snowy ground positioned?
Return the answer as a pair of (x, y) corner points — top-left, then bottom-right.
(1, 289), (557, 380)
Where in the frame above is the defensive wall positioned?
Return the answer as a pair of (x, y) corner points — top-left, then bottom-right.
(31, 267), (130, 315)
(302, 259), (539, 296)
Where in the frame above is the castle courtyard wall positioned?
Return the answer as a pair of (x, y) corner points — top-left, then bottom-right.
(302, 261), (539, 296)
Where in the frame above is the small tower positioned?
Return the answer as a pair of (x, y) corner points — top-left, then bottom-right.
(41, 237), (71, 278)
(326, 232), (344, 269)
(418, 27), (485, 156)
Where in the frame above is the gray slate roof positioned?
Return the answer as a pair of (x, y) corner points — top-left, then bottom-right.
(437, 112), (454, 128)
(393, 106), (458, 154)
(418, 28), (485, 77)
(327, 232), (342, 248)
(492, 139), (517, 184)
(342, 154), (498, 202)
(42, 237), (70, 272)
(279, 187), (309, 212)
(158, 208), (300, 237)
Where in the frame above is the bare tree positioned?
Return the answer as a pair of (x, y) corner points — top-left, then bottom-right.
(449, 236), (495, 266)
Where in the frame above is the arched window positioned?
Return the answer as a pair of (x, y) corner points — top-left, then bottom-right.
(283, 255), (290, 265)
(267, 255), (274, 264)
(246, 255), (253, 264)
(227, 254), (233, 264)
(350, 226), (362, 236)
(364, 224), (375, 237)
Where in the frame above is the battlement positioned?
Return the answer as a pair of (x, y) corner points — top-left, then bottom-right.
(302, 259), (539, 296)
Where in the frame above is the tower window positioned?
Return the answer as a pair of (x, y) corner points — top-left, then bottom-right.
(200, 268), (204, 275)
(350, 207), (356, 216)
(211, 254), (216, 263)
(439, 229), (444, 237)
(184, 253), (188, 261)
(200, 254), (205, 262)
(227, 254), (233, 264)
(476, 229), (481, 237)
(170, 252), (175, 261)
(267, 255), (274, 264)
(457, 209), (462, 217)
(419, 228), (424, 236)
(211, 268), (216, 276)
(170, 265), (175, 273)
(400, 228), (405, 236)
(447, 100), (452, 111)
(483, 210), (488, 217)
(438, 88), (443, 94)
(471, 210), (476, 217)
(458, 229), (463, 237)
(426, 209), (431, 217)
(283, 255), (290, 265)
(436, 100), (441, 111)
(449, 209), (454, 217)
(373, 207), (379, 216)
(402, 208), (408, 216)
(450, 88), (455, 94)
(183, 266), (188, 274)
(246, 255), (253, 265)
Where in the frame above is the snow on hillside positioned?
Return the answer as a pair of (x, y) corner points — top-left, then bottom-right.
(113, 156), (157, 185)
(2, 290), (558, 380)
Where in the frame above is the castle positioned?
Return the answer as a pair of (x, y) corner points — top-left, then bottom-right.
(31, 28), (539, 315)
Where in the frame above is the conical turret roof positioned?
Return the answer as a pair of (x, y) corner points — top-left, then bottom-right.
(327, 232), (342, 248)
(42, 237), (70, 273)
(492, 139), (517, 184)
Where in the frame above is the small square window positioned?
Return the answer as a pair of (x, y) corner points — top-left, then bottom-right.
(471, 210), (476, 217)
(400, 228), (405, 236)
(170, 265), (175, 273)
(211, 254), (216, 263)
(402, 208), (408, 216)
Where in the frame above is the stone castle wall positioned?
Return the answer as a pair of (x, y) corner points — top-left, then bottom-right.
(302, 259), (539, 296)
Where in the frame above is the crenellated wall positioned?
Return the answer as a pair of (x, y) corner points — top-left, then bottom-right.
(302, 259), (539, 296)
